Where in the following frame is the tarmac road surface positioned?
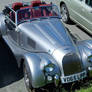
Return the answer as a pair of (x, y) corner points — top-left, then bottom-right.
(0, 0), (91, 92)
(0, 37), (27, 92)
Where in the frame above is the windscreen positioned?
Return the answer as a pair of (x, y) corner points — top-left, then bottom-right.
(16, 5), (61, 24)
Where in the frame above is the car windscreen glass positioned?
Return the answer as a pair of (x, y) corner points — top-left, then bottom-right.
(16, 5), (61, 25)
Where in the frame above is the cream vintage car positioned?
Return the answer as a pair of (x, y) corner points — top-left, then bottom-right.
(60, 0), (92, 34)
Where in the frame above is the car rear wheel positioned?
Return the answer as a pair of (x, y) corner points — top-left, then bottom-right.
(60, 3), (70, 23)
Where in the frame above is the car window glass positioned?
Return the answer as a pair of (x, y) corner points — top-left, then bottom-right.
(17, 5), (60, 24)
(85, 0), (92, 7)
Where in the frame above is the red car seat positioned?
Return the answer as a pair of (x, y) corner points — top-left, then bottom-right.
(20, 7), (31, 20)
(40, 4), (53, 17)
(12, 2), (23, 11)
(30, 0), (42, 18)
(31, 0), (41, 7)
(10, 2), (23, 22)
(31, 8), (42, 18)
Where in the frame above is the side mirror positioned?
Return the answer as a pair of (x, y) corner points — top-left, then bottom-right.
(5, 18), (16, 30)
(0, 19), (7, 36)
(3, 6), (11, 15)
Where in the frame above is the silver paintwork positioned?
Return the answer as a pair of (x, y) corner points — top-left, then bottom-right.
(0, 13), (7, 35)
(0, 1), (92, 89)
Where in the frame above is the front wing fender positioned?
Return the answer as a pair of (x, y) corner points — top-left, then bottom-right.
(23, 53), (45, 88)
(77, 40), (92, 68)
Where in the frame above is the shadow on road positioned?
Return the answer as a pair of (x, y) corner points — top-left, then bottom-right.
(76, 25), (92, 37)
(66, 19), (92, 37)
(67, 20), (76, 25)
(0, 37), (23, 88)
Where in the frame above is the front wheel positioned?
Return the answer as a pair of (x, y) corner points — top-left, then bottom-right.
(23, 64), (44, 92)
(60, 4), (70, 23)
(23, 64), (33, 92)
(23, 64), (65, 92)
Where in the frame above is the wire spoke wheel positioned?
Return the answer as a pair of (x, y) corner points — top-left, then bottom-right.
(60, 4), (69, 23)
(23, 64), (44, 92)
(24, 64), (65, 92)
(24, 65), (32, 92)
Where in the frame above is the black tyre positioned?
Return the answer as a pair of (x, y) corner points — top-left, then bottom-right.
(60, 3), (70, 23)
(23, 64), (33, 92)
(23, 64), (43, 92)
(24, 64), (63, 92)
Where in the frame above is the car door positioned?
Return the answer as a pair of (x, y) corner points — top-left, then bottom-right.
(70, 0), (85, 25)
(18, 32), (36, 51)
(5, 17), (19, 44)
(80, 0), (92, 33)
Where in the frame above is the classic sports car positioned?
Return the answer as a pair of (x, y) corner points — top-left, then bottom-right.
(0, 0), (92, 92)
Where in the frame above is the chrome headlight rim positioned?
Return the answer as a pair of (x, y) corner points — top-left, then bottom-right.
(44, 63), (55, 73)
(44, 63), (55, 82)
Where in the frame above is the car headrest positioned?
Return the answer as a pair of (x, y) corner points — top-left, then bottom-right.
(31, 0), (41, 7)
(12, 2), (23, 11)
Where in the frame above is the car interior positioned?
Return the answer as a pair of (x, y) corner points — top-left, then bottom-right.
(8, 1), (53, 23)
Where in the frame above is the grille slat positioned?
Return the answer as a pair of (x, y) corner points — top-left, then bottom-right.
(62, 53), (82, 76)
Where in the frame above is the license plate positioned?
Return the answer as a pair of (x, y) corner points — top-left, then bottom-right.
(61, 71), (87, 83)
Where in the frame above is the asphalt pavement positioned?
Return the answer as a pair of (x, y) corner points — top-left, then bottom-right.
(0, 1), (31, 92)
(0, 37), (27, 92)
(0, 0), (91, 92)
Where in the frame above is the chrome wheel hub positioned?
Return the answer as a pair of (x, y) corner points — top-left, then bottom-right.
(24, 68), (30, 88)
(61, 6), (68, 22)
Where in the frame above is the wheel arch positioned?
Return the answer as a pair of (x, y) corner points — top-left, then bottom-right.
(60, 1), (65, 7)
(21, 53), (46, 88)
(19, 58), (25, 68)
(77, 40), (92, 68)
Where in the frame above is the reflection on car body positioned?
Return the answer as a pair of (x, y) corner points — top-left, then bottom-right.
(60, 0), (92, 34)
(0, 0), (92, 92)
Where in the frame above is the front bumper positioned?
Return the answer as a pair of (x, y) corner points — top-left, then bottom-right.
(45, 68), (92, 87)
(61, 70), (87, 83)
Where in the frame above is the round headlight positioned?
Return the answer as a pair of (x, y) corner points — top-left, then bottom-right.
(45, 67), (54, 72)
(44, 63), (55, 73)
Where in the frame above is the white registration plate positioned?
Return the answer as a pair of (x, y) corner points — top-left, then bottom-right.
(61, 71), (87, 83)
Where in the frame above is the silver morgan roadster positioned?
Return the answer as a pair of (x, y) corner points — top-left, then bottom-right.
(0, 0), (92, 92)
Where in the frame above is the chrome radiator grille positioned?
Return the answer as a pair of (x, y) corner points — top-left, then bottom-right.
(62, 53), (82, 76)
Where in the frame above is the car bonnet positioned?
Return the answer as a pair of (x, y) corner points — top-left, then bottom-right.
(18, 18), (76, 54)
